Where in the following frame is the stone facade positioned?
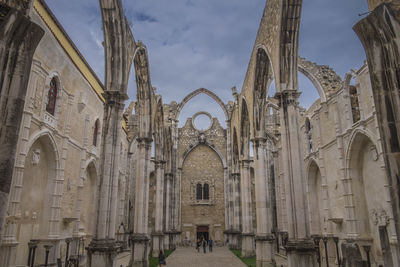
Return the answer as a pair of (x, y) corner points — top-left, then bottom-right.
(0, 1), (129, 266)
(1, 1), (400, 267)
(179, 117), (226, 245)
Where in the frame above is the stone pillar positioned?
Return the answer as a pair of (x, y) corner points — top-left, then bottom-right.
(277, 90), (316, 266)
(354, 4), (400, 262)
(0, 2), (44, 242)
(240, 159), (254, 256)
(163, 173), (172, 250)
(152, 160), (165, 257)
(225, 121), (233, 241)
(130, 137), (152, 267)
(230, 172), (241, 249)
(253, 138), (275, 266)
(87, 92), (126, 267)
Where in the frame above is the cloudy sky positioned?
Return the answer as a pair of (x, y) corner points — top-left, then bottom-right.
(46, 0), (368, 128)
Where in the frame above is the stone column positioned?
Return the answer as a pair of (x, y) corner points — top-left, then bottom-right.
(130, 137), (152, 267)
(0, 3), (44, 242)
(225, 122), (233, 239)
(152, 160), (165, 257)
(240, 159), (254, 256)
(230, 172), (241, 249)
(163, 173), (172, 250)
(253, 138), (274, 266)
(87, 92), (126, 267)
(354, 4), (400, 262)
(277, 90), (316, 267)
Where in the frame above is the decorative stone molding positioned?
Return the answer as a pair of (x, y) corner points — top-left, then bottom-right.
(298, 57), (343, 98)
(31, 148), (40, 165)
(371, 208), (389, 226)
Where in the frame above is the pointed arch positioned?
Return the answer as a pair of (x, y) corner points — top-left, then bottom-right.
(153, 98), (164, 161)
(254, 47), (273, 134)
(345, 130), (384, 237)
(232, 127), (239, 173)
(134, 43), (153, 138)
(240, 98), (250, 159)
(175, 88), (228, 121)
(25, 129), (60, 166)
(179, 142), (226, 170)
(306, 159), (323, 235)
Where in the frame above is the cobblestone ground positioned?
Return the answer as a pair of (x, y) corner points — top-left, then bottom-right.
(165, 246), (247, 267)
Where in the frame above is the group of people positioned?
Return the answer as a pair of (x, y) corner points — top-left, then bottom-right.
(196, 237), (213, 253)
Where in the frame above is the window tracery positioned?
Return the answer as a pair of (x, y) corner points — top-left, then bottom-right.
(46, 77), (58, 116)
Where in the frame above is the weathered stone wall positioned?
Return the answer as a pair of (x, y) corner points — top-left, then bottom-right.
(0, 4), (130, 266)
(282, 63), (395, 266)
(178, 116), (227, 244)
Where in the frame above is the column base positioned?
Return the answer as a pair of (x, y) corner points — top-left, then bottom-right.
(0, 241), (18, 267)
(151, 232), (164, 257)
(255, 234), (275, 267)
(286, 239), (317, 267)
(87, 239), (119, 267)
(225, 230), (241, 250)
(241, 233), (255, 257)
(163, 232), (170, 250)
(130, 234), (150, 267)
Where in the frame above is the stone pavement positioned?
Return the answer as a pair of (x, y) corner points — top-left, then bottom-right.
(165, 246), (247, 267)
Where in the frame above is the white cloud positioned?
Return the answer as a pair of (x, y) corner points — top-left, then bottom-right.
(46, 0), (368, 124)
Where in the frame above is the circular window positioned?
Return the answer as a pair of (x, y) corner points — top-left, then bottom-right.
(192, 112), (212, 131)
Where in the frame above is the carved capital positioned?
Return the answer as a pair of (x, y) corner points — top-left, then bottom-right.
(276, 90), (301, 108)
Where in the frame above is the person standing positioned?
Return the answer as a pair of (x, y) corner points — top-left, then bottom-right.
(196, 238), (200, 252)
(208, 238), (213, 252)
(202, 238), (207, 254)
(158, 250), (166, 267)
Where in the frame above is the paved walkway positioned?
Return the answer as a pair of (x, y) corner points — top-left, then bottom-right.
(116, 247), (288, 267)
(165, 246), (247, 267)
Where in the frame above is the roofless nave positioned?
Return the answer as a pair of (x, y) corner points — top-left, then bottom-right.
(0, 0), (400, 267)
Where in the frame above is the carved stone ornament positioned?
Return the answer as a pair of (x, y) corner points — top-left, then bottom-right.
(369, 145), (379, 161)
(198, 133), (206, 144)
(31, 148), (40, 165)
(371, 208), (389, 226)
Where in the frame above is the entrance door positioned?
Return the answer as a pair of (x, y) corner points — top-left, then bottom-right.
(196, 225), (209, 241)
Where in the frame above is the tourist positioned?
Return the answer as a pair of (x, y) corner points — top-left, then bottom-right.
(208, 238), (213, 252)
(196, 238), (200, 252)
(202, 238), (207, 253)
(158, 250), (166, 267)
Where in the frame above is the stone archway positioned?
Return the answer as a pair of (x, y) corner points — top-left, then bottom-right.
(175, 88), (228, 121)
(307, 160), (323, 235)
(180, 144), (225, 245)
(15, 133), (59, 266)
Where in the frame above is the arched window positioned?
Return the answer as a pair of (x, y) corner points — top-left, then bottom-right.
(305, 118), (312, 153)
(349, 85), (360, 123)
(203, 183), (209, 200)
(46, 77), (58, 116)
(93, 119), (99, 146)
(196, 183), (203, 200)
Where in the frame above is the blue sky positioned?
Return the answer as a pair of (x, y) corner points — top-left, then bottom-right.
(46, 0), (369, 128)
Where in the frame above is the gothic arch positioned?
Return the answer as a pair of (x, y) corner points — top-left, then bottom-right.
(345, 130), (384, 238)
(21, 131), (59, 236)
(297, 64), (327, 103)
(25, 129), (60, 165)
(232, 127), (239, 173)
(153, 98), (164, 161)
(240, 98), (250, 159)
(179, 142), (226, 170)
(175, 88), (228, 121)
(306, 159), (323, 235)
(254, 47), (273, 134)
(134, 43), (153, 138)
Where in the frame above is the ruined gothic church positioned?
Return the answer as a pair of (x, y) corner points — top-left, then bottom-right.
(0, 0), (400, 267)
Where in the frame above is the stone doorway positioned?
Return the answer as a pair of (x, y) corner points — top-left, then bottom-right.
(197, 225), (209, 241)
